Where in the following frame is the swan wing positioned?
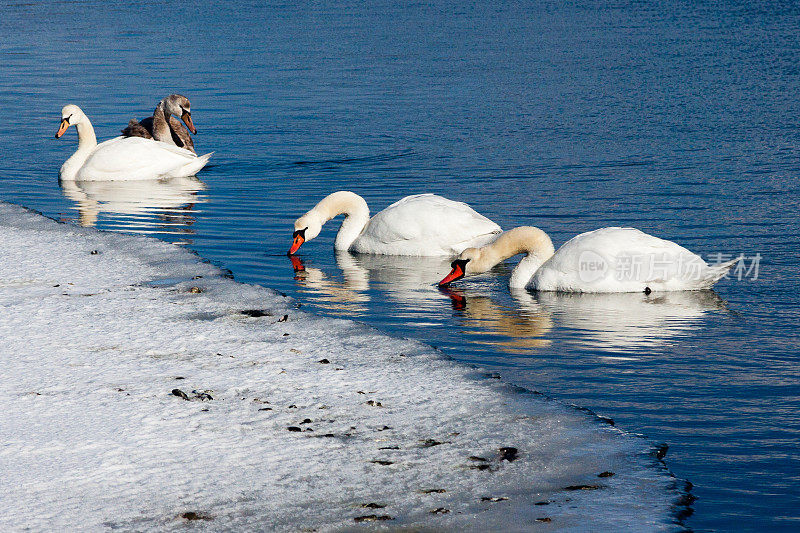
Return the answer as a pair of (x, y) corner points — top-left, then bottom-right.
(121, 118), (153, 139)
(167, 116), (195, 153)
(532, 227), (716, 292)
(77, 137), (202, 181)
(122, 116), (194, 153)
(355, 194), (501, 255)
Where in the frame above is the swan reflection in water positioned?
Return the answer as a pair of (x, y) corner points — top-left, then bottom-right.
(438, 286), (554, 352)
(291, 252), (729, 357)
(289, 253), (553, 351)
(289, 253), (371, 314)
(289, 252), (451, 316)
(60, 176), (207, 243)
(532, 290), (728, 356)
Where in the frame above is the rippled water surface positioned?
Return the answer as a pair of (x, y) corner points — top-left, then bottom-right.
(2, 1), (799, 530)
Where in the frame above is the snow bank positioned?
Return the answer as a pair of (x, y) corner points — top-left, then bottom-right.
(0, 201), (686, 531)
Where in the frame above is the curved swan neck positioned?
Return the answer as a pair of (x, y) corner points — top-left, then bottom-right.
(312, 191), (370, 250)
(471, 227), (555, 288)
(151, 100), (173, 144)
(75, 118), (97, 151)
(60, 115), (98, 180)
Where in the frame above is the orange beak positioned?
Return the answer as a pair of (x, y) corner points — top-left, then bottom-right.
(288, 232), (305, 255)
(181, 112), (197, 134)
(439, 263), (465, 286)
(55, 119), (69, 138)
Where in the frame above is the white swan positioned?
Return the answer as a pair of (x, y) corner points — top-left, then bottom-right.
(288, 191), (501, 256)
(439, 226), (738, 292)
(56, 105), (212, 181)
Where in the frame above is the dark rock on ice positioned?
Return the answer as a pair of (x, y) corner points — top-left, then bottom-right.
(192, 390), (213, 401)
(353, 515), (392, 522)
(360, 503), (385, 509)
(498, 447), (518, 462)
(171, 389), (190, 400)
(240, 309), (272, 317)
(180, 511), (213, 521)
(564, 484), (601, 491)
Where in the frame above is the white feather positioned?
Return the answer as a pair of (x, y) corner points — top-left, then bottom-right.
(57, 105), (211, 182)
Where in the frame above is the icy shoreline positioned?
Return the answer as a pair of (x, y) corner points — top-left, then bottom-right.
(0, 201), (686, 531)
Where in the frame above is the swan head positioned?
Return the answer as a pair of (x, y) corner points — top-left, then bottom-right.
(438, 248), (484, 286)
(288, 214), (323, 255)
(55, 105), (85, 138)
(164, 94), (196, 134)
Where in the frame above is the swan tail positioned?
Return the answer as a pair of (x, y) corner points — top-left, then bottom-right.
(177, 151), (213, 177)
(697, 257), (739, 289)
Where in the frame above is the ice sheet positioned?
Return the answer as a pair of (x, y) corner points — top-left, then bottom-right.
(0, 201), (687, 531)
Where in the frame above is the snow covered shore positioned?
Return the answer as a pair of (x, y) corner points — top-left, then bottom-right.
(0, 201), (686, 531)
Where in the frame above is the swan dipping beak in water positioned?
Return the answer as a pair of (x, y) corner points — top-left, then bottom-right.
(287, 191), (501, 257)
(439, 226), (737, 293)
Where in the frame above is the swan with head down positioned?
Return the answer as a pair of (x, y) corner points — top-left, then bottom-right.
(121, 94), (197, 153)
(288, 191), (501, 256)
(56, 105), (212, 181)
(439, 226), (738, 293)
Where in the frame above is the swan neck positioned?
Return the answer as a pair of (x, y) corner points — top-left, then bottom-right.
(473, 227), (554, 288)
(151, 101), (173, 143)
(75, 119), (97, 151)
(509, 254), (548, 288)
(508, 228), (555, 288)
(60, 117), (97, 180)
(313, 192), (370, 251)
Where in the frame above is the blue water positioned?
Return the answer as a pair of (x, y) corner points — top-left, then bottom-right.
(2, 1), (799, 530)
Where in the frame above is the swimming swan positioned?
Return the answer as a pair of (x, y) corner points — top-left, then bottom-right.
(289, 191), (501, 256)
(56, 105), (212, 181)
(439, 226), (738, 292)
(121, 94), (196, 153)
